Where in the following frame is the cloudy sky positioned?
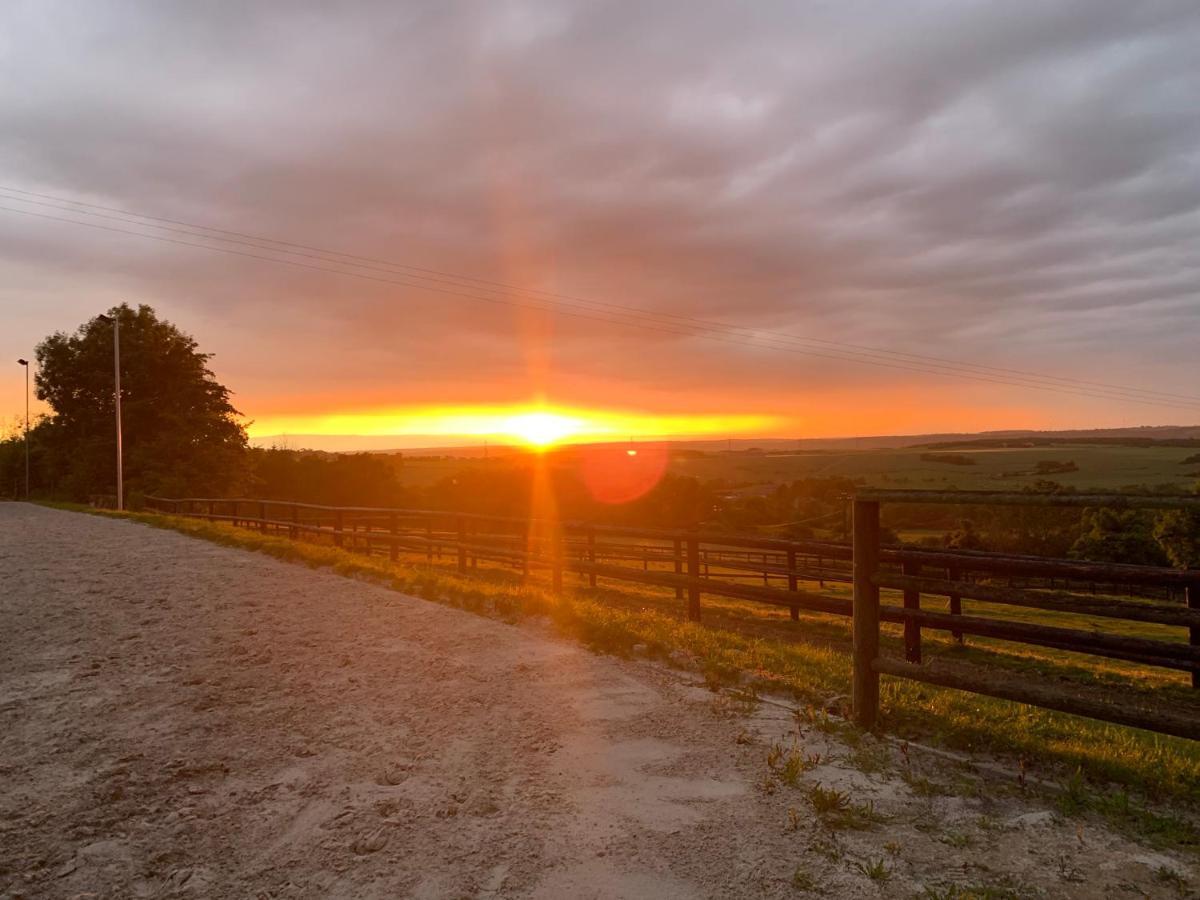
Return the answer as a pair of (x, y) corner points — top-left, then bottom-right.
(2, 1), (1198, 448)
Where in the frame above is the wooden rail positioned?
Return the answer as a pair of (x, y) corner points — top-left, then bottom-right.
(144, 492), (1200, 740)
(852, 492), (1200, 741)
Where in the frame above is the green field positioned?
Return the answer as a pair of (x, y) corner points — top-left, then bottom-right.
(387, 443), (1200, 497)
(667, 445), (1200, 492)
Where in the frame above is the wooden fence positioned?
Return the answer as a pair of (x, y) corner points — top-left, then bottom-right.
(145, 491), (1200, 740)
(852, 490), (1200, 741)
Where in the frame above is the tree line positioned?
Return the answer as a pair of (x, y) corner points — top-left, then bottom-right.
(2, 305), (1196, 568)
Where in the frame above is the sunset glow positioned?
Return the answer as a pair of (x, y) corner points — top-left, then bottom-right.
(247, 405), (780, 448)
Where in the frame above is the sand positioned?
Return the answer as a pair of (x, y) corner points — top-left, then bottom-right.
(0, 503), (1194, 898)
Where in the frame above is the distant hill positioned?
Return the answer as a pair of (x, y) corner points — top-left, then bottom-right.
(251, 424), (1200, 456)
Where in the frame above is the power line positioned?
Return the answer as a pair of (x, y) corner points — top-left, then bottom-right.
(1, 191), (1197, 413)
(5, 186), (1197, 408)
(3, 197), (1195, 412)
(5, 185), (1198, 408)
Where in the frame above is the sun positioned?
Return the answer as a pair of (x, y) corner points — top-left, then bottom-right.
(503, 411), (584, 448)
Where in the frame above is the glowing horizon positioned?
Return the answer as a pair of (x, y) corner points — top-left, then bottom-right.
(247, 403), (781, 449)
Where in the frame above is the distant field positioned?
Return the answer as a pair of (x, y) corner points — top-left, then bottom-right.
(667, 444), (1200, 492)
(385, 443), (1200, 498)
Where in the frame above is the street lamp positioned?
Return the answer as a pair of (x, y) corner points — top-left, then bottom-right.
(96, 314), (123, 511)
(17, 358), (29, 499)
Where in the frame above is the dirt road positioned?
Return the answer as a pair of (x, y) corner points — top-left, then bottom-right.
(0, 504), (1192, 898)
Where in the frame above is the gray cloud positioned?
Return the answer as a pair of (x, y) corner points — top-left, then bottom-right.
(1, 0), (1198, 430)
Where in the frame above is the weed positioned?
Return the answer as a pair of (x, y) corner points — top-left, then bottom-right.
(798, 705), (839, 735)
(854, 857), (890, 882)
(939, 831), (973, 849)
(780, 748), (817, 786)
(807, 785), (884, 831)
(1154, 865), (1189, 895)
(1055, 856), (1084, 883)
(883, 840), (902, 857)
(806, 834), (842, 863)
(807, 785), (850, 817)
(916, 886), (1027, 900)
(847, 741), (891, 775)
(786, 807), (802, 832)
(843, 800), (887, 829)
(767, 743), (785, 770)
(790, 865), (817, 892)
(1055, 768), (1090, 816)
(902, 771), (949, 797)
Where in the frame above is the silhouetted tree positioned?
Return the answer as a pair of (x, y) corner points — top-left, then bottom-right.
(32, 304), (247, 502)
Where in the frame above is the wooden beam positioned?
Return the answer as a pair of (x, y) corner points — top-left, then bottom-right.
(859, 488), (1200, 511)
(876, 573), (1200, 628)
(873, 656), (1200, 741)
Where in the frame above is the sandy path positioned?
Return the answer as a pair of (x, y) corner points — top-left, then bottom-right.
(0, 504), (1193, 899)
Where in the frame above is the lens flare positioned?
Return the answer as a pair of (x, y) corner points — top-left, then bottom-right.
(579, 442), (670, 504)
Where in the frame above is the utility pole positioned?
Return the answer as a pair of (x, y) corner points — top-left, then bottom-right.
(97, 313), (124, 511)
(17, 358), (29, 498)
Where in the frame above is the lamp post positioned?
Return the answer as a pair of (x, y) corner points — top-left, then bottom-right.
(17, 358), (29, 499)
(96, 314), (123, 511)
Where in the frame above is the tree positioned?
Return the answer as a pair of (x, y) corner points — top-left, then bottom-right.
(1154, 483), (1200, 569)
(33, 304), (248, 501)
(944, 518), (986, 550)
(1070, 508), (1169, 567)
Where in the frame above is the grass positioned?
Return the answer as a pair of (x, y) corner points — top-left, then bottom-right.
(915, 886), (1031, 900)
(789, 865), (817, 892)
(41, 502), (1200, 849)
(806, 785), (885, 831)
(667, 443), (1199, 492)
(853, 857), (890, 882)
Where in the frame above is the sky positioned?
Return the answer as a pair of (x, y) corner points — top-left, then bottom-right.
(1, 1), (1199, 450)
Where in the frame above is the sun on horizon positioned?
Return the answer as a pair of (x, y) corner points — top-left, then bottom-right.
(246, 403), (780, 450)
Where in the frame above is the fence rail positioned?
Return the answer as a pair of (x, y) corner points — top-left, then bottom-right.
(852, 490), (1200, 741)
(145, 492), (1200, 741)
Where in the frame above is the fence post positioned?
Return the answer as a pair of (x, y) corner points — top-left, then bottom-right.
(426, 520), (434, 564)
(948, 566), (963, 644)
(852, 499), (881, 729)
(787, 547), (799, 621)
(289, 503), (299, 540)
(902, 559), (921, 664)
(389, 512), (399, 562)
(673, 538), (684, 600)
(259, 501), (267, 534)
(207, 499), (215, 521)
(456, 516), (467, 573)
(552, 532), (564, 593)
(687, 534), (701, 622)
(334, 509), (344, 548)
(1189, 580), (1199, 689)
(587, 527), (597, 588)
